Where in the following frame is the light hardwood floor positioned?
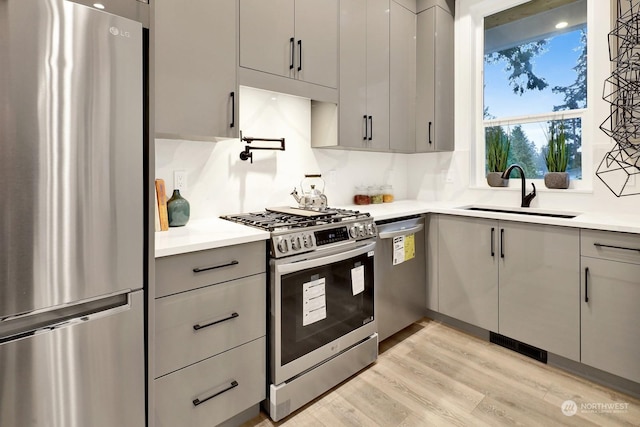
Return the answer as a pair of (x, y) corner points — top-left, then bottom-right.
(242, 318), (640, 426)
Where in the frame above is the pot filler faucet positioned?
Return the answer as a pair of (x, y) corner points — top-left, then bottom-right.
(501, 164), (536, 207)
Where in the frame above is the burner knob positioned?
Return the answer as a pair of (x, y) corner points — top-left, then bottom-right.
(358, 225), (365, 237)
(277, 238), (289, 254)
(349, 226), (358, 238)
(367, 224), (374, 235)
(291, 236), (301, 250)
(303, 235), (313, 248)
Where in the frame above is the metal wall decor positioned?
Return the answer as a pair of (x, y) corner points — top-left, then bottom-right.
(598, 0), (640, 196)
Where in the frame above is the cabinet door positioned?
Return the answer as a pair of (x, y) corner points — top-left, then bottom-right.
(415, 6), (453, 152)
(438, 216), (499, 331)
(295, 0), (338, 88)
(338, 0), (368, 149)
(366, 0), (391, 151)
(415, 7), (435, 152)
(499, 222), (580, 361)
(433, 6), (454, 151)
(240, 0), (295, 79)
(581, 258), (640, 383)
(390, 1), (416, 152)
(155, 0), (238, 139)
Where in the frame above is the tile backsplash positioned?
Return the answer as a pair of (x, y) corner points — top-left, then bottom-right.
(155, 86), (409, 220)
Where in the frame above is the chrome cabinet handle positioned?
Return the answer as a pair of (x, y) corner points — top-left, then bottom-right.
(192, 380), (238, 407)
(192, 260), (239, 273)
(593, 243), (640, 253)
(193, 312), (239, 331)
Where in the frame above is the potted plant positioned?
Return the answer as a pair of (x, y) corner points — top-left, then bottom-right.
(486, 126), (510, 187)
(544, 121), (570, 189)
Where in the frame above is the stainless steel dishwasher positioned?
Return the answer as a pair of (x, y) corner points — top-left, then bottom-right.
(375, 215), (426, 341)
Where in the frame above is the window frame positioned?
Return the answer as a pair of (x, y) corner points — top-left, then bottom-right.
(468, 0), (603, 192)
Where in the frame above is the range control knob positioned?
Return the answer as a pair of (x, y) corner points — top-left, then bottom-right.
(303, 235), (313, 248)
(291, 236), (301, 250)
(367, 224), (374, 235)
(349, 226), (358, 238)
(358, 225), (365, 237)
(276, 238), (289, 254)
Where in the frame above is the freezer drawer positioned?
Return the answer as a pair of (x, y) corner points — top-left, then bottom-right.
(155, 337), (266, 427)
(0, 291), (145, 427)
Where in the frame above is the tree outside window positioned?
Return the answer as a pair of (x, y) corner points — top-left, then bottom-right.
(483, 0), (587, 180)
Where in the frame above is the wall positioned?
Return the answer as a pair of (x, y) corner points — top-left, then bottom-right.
(155, 86), (409, 220)
(406, 0), (640, 214)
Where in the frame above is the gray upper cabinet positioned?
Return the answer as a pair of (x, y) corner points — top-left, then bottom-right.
(416, 5), (454, 152)
(239, 0), (338, 89)
(155, 0), (238, 139)
(336, 0), (390, 151)
(390, 1), (417, 153)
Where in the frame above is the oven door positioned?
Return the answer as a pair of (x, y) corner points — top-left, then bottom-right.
(270, 240), (376, 386)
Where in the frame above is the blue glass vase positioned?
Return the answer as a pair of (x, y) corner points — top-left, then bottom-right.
(167, 189), (190, 227)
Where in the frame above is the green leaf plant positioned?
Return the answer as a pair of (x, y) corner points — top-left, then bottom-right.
(544, 121), (568, 173)
(486, 126), (510, 173)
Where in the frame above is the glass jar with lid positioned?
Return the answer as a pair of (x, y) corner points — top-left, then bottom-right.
(353, 185), (370, 205)
(369, 185), (383, 204)
(382, 185), (394, 203)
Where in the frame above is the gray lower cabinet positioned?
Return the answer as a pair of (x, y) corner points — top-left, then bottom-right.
(498, 222), (580, 361)
(155, 0), (238, 139)
(581, 230), (640, 383)
(415, 4), (454, 152)
(438, 215), (498, 330)
(437, 215), (580, 361)
(154, 242), (267, 426)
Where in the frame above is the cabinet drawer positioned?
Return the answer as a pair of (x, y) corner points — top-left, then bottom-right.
(155, 337), (266, 427)
(581, 230), (640, 264)
(156, 241), (265, 297)
(155, 273), (266, 378)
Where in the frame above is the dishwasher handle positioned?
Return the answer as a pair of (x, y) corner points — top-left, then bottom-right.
(378, 224), (424, 240)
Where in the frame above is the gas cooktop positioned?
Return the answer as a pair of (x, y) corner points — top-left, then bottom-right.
(221, 207), (376, 258)
(221, 207), (371, 232)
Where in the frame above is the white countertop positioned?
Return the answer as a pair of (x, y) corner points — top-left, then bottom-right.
(339, 200), (640, 234)
(155, 217), (269, 258)
(155, 201), (639, 257)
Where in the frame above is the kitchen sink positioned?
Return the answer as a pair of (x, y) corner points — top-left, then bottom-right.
(460, 205), (580, 219)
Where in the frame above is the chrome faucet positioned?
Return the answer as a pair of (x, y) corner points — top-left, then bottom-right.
(501, 164), (536, 207)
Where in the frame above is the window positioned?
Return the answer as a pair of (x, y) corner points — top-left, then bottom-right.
(482, 0), (587, 180)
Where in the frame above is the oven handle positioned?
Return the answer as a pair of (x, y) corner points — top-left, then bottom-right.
(378, 224), (423, 240)
(276, 241), (375, 275)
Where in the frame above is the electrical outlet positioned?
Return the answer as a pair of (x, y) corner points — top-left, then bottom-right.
(174, 170), (187, 191)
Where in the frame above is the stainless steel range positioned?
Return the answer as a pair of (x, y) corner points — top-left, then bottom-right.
(222, 207), (378, 421)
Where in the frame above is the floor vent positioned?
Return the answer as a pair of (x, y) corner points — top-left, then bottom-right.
(490, 332), (548, 364)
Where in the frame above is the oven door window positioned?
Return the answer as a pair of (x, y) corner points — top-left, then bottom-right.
(280, 251), (374, 366)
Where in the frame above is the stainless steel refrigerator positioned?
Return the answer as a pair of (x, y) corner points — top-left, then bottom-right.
(0, 1), (146, 426)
